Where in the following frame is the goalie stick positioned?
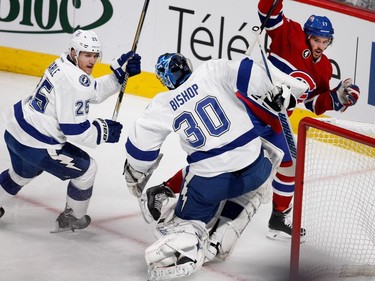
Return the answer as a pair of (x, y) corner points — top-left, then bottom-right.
(112, 0), (150, 121)
(124, 153), (164, 223)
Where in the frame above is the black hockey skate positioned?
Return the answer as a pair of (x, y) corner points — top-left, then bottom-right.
(0, 207), (4, 219)
(51, 207), (91, 233)
(146, 183), (176, 221)
(267, 208), (306, 240)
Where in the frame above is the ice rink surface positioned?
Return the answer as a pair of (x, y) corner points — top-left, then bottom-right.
(0, 70), (291, 281)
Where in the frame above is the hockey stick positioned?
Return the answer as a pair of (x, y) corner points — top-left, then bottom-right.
(245, 0), (299, 162)
(112, 0), (150, 121)
(256, 35), (298, 161)
(245, 0), (280, 56)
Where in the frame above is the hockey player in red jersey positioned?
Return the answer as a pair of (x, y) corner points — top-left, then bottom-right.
(256, 0), (360, 239)
(137, 0), (360, 241)
(258, 0), (359, 115)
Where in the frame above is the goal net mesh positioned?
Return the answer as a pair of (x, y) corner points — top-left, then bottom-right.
(291, 118), (375, 281)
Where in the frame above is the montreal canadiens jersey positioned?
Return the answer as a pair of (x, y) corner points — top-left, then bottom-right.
(258, 0), (334, 115)
(4, 53), (120, 150)
(126, 57), (274, 177)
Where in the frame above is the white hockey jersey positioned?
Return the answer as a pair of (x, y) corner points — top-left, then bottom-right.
(4, 53), (120, 150)
(126, 57), (274, 177)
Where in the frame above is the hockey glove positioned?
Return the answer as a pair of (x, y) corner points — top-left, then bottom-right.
(110, 51), (141, 84)
(330, 78), (360, 112)
(93, 118), (123, 145)
(263, 84), (297, 112)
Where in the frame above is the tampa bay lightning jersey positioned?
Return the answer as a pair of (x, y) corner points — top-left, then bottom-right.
(4, 53), (120, 149)
(126, 57), (274, 177)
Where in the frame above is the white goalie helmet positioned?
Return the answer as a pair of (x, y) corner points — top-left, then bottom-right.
(69, 29), (102, 60)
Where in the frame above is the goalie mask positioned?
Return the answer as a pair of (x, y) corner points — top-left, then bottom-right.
(155, 53), (193, 89)
(304, 15), (334, 41)
(69, 29), (102, 61)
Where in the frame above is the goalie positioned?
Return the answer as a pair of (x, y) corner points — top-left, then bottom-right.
(124, 53), (303, 280)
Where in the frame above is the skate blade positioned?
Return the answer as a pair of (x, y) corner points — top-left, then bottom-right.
(266, 229), (306, 243)
(50, 227), (75, 234)
(266, 229), (292, 241)
(50, 222), (75, 234)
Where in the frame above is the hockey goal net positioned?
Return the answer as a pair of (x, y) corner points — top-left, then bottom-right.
(290, 117), (375, 281)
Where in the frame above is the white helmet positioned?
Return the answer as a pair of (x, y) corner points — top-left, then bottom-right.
(69, 29), (102, 60)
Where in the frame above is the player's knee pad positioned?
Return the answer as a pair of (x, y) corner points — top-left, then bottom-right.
(71, 157), (97, 190)
(146, 216), (208, 280)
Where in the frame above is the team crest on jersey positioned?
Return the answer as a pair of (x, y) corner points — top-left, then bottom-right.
(302, 49), (311, 59)
(290, 70), (316, 102)
(79, 75), (91, 87)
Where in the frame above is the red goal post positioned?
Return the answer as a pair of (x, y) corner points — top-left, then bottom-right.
(290, 117), (375, 281)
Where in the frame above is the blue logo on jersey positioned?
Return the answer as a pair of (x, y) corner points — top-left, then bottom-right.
(79, 75), (91, 87)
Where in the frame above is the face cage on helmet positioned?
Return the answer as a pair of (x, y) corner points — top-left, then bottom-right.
(155, 54), (192, 89)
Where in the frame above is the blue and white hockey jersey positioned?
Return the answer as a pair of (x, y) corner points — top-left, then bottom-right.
(4, 53), (120, 150)
(126, 57), (274, 177)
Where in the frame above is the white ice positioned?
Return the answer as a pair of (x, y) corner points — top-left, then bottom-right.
(0, 71), (291, 281)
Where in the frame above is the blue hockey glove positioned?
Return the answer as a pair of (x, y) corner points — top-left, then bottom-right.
(93, 118), (123, 144)
(330, 78), (360, 112)
(110, 51), (141, 84)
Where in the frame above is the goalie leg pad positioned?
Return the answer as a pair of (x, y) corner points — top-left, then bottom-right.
(261, 137), (284, 178)
(206, 189), (266, 261)
(146, 217), (208, 280)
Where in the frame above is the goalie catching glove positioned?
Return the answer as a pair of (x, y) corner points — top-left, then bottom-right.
(262, 84), (297, 112)
(330, 78), (360, 112)
(124, 154), (163, 198)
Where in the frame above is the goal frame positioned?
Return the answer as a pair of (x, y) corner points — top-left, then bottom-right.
(289, 117), (375, 280)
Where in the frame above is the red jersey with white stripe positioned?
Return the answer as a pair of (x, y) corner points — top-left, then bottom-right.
(258, 0), (335, 115)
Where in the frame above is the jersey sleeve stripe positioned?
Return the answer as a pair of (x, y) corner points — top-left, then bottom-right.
(125, 139), (160, 161)
(60, 120), (91, 135)
(258, 11), (283, 31)
(236, 58), (254, 94)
